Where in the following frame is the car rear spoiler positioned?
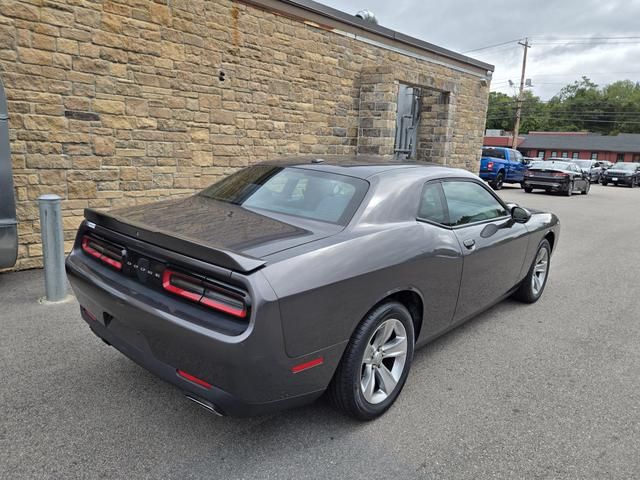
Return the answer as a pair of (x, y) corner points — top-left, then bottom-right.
(84, 208), (266, 274)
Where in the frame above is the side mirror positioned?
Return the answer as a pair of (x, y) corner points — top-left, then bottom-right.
(511, 206), (531, 224)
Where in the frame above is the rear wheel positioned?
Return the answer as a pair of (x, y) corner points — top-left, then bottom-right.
(602, 181), (608, 186)
(490, 172), (504, 190)
(328, 301), (414, 421)
(582, 182), (590, 195)
(513, 239), (551, 303)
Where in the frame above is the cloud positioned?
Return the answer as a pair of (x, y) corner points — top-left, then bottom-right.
(322, 0), (640, 99)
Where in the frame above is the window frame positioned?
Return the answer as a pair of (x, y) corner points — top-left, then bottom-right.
(416, 177), (511, 230)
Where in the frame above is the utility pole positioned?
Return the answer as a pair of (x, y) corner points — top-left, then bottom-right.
(512, 38), (530, 149)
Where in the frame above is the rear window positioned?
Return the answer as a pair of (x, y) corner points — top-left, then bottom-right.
(482, 147), (506, 159)
(532, 161), (572, 170)
(200, 165), (368, 225)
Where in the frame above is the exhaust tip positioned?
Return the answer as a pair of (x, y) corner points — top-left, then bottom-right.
(184, 394), (224, 416)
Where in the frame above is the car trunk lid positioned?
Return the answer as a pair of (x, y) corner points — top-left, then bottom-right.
(85, 195), (339, 273)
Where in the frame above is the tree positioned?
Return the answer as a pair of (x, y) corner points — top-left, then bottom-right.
(486, 77), (640, 135)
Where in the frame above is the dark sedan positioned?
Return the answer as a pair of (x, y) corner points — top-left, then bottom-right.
(66, 157), (560, 420)
(601, 162), (640, 187)
(523, 160), (590, 196)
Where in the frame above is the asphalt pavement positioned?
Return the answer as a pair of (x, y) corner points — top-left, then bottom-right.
(1, 183), (639, 479)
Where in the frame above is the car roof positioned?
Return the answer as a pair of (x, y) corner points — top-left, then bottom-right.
(257, 155), (473, 180)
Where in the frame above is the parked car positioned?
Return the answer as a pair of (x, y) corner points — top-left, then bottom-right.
(65, 157), (560, 420)
(479, 146), (529, 190)
(601, 162), (640, 187)
(523, 160), (590, 196)
(0, 78), (17, 269)
(572, 159), (604, 183)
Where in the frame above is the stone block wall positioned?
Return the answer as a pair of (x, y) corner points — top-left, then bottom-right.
(0, 0), (490, 270)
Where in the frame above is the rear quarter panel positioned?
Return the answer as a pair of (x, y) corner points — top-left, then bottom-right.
(262, 222), (463, 358)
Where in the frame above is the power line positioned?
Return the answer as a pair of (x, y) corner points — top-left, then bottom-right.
(462, 38), (523, 54)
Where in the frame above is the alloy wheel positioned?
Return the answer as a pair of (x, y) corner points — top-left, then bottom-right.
(360, 319), (408, 405)
(531, 247), (549, 296)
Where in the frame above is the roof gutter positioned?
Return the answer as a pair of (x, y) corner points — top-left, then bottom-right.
(238, 0), (494, 76)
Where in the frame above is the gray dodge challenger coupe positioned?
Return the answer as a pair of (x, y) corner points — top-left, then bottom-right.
(66, 157), (560, 420)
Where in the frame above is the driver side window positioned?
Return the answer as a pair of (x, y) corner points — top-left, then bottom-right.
(441, 181), (508, 227)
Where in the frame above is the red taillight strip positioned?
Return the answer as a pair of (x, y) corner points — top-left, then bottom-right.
(200, 295), (246, 318)
(162, 268), (247, 318)
(81, 236), (123, 270)
(291, 357), (324, 374)
(177, 370), (213, 389)
(162, 269), (202, 302)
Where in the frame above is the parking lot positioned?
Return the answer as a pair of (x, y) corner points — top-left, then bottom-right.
(1, 183), (639, 479)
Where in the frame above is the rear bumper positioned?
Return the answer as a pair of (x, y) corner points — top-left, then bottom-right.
(66, 252), (342, 417)
(479, 171), (496, 181)
(604, 176), (633, 185)
(523, 179), (569, 191)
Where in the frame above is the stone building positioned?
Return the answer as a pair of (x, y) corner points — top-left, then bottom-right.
(0, 0), (493, 270)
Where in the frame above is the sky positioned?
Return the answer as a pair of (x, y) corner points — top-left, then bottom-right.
(321, 0), (640, 99)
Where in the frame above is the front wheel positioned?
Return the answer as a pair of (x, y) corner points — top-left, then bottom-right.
(564, 181), (573, 196)
(524, 186), (533, 193)
(581, 182), (590, 195)
(328, 301), (414, 421)
(602, 181), (608, 186)
(513, 239), (551, 303)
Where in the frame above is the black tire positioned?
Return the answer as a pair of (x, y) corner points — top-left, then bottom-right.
(490, 172), (505, 190)
(630, 178), (637, 188)
(564, 181), (573, 196)
(524, 186), (533, 193)
(602, 181), (608, 186)
(513, 239), (551, 304)
(581, 182), (590, 195)
(328, 301), (415, 421)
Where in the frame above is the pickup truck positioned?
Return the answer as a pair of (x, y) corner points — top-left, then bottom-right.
(479, 146), (529, 190)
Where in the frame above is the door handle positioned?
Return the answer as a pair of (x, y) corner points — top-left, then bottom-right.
(463, 239), (476, 249)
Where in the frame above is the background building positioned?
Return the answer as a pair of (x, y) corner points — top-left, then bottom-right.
(0, 0), (492, 270)
(484, 131), (640, 161)
(518, 132), (640, 162)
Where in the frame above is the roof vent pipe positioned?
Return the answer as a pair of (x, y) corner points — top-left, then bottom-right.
(355, 10), (378, 24)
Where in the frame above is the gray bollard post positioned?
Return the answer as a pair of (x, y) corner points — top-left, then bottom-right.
(38, 194), (67, 302)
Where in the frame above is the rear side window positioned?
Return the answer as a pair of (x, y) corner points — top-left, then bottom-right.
(200, 165), (368, 225)
(418, 182), (447, 225)
(442, 181), (507, 226)
(482, 147), (506, 160)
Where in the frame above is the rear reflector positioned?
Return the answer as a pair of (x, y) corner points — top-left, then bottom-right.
(162, 268), (248, 318)
(80, 306), (97, 322)
(291, 357), (324, 374)
(81, 235), (123, 270)
(177, 370), (213, 389)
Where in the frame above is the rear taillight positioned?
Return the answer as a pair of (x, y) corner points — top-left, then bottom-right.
(551, 172), (569, 178)
(81, 235), (123, 270)
(487, 161), (494, 170)
(162, 269), (248, 318)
